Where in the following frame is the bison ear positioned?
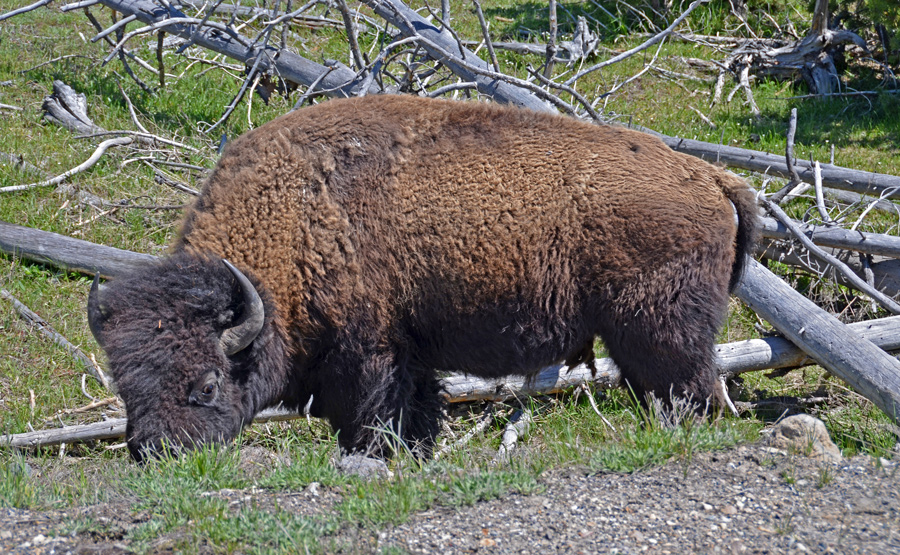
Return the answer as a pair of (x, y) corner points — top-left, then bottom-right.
(220, 260), (265, 356)
(87, 273), (110, 347)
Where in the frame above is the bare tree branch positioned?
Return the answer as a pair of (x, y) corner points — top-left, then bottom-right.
(761, 196), (900, 314)
(1, 289), (111, 389)
(0, 0), (53, 22)
(0, 137), (134, 194)
(563, 0), (705, 86)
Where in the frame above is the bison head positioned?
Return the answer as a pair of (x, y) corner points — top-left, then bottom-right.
(87, 255), (277, 461)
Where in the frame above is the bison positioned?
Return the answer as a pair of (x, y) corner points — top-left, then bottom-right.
(87, 94), (758, 461)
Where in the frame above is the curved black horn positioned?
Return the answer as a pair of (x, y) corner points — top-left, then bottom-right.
(87, 273), (109, 347)
(220, 260), (265, 356)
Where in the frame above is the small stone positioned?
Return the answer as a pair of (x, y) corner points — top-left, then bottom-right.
(479, 538), (496, 547)
(336, 455), (392, 479)
(307, 481), (320, 496)
(632, 531), (645, 542)
(770, 414), (842, 462)
(721, 505), (738, 516)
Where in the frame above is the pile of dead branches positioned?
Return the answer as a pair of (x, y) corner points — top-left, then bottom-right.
(1, 0), (900, 451)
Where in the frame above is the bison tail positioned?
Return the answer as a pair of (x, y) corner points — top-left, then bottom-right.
(720, 174), (760, 293)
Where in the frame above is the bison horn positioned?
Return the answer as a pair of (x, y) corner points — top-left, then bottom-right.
(87, 274), (109, 347)
(220, 260), (265, 356)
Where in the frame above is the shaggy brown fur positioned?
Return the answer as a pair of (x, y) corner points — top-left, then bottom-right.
(91, 95), (758, 458)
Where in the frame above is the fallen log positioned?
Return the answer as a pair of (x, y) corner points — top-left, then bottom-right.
(735, 258), (900, 425)
(736, 0), (867, 96)
(0, 405), (297, 448)
(761, 242), (900, 298)
(26, 3), (900, 201)
(7, 314), (900, 448)
(656, 134), (900, 199)
(12, 216), (900, 294)
(0, 220), (155, 278)
(760, 217), (900, 259)
(360, 0), (553, 113)
(96, 0), (379, 98)
(761, 196), (900, 314)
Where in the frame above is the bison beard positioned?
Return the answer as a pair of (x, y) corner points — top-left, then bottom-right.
(87, 95), (758, 461)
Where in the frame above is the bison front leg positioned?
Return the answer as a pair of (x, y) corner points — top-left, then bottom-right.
(330, 345), (445, 458)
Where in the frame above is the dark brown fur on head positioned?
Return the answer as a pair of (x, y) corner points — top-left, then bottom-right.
(90, 95), (758, 459)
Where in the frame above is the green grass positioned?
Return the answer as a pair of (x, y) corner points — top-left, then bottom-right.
(0, 454), (52, 509)
(0, 0), (898, 551)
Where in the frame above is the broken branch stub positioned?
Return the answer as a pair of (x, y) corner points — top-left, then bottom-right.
(42, 80), (104, 135)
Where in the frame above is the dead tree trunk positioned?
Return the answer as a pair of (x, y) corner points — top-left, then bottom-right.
(724, 0), (868, 95)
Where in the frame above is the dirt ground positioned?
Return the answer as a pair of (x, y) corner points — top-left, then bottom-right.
(1, 443), (897, 554)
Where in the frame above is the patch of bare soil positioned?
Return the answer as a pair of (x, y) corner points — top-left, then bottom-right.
(1, 444), (897, 554)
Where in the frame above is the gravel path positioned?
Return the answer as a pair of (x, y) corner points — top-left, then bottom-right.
(380, 445), (899, 554)
(1, 444), (897, 554)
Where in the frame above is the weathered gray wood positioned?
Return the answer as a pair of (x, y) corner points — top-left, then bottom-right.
(360, 0), (554, 113)
(0, 405), (293, 448)
(716, 315), (900, 375)
(78, 3), (900, 200)
(96, 0), (379, 98)
(760, 217), (900, 258)
(2, 419), (126, 448)
(0, 220), (155, 279)
(748, 0), (866, 95)
(761, 197), (900, 314)
(443, 361), (620, 403)
(444, 314), (900, 402)
(824, 188), (900, 216)
(1, 289), (111, 389)
(657, 134), (900, 199)
(6, 223), (900, 404)
(735, 258), (900, 424)
(761, 242), (900, 298)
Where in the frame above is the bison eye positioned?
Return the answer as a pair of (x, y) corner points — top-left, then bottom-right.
(189, 373), (218, 406)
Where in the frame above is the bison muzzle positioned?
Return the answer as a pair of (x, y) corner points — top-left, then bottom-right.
(87, 95), (758, 461)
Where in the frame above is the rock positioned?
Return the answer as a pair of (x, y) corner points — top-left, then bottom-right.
(770, 414), (842, 463)
(336, 455), (393, 479)
(239, 445), (291, 476)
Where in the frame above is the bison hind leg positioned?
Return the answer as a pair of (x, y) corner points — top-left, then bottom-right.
(600, 267), (729, 417)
